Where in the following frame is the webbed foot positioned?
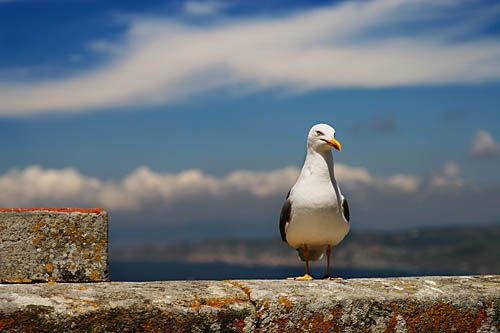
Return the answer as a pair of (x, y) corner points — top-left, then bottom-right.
(287, 274), (314, 281)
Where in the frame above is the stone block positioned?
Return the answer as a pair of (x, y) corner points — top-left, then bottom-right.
(0, 276), (498, 331)
(0, 208), (108, 282)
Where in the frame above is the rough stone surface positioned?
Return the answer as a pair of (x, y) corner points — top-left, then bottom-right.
(0, 208), (108, 282)
(0, 276), (499, 332)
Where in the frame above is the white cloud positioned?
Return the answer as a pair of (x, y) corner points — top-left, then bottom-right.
(1, 160), (497, 233)
(0, 166), (102, 208)
(335, 164), (373, 184)
(428, 161), (464, 188)
(387, 174), (419, 192)
(0, 162), (463, 211)
(1, 0), (500, 115)
(0, 164), (362, 211)
(469, 129), (500, 159)
(0, 165), (299, 211)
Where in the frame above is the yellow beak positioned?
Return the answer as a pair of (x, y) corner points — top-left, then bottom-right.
(326, 137), (341, 151)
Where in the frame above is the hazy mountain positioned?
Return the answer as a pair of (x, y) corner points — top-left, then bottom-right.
(111, 224), (500, 275)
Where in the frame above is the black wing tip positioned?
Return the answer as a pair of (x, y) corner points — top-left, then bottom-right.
(342, 198), (350, 222)
(279, 190), (292, 242)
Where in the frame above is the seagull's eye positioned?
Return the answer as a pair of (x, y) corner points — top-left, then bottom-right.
(315, 130), (324, 136)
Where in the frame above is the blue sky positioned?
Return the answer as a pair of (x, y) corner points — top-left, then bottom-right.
(1, 0), (500, 242)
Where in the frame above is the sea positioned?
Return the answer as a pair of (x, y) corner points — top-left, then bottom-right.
(109, 260), (452, 281)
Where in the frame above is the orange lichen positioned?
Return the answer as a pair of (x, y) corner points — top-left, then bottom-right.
(84, 300), (98, 308)
(191, 297), (246, 308)
(0, 312), (41, 332)
(87, 234), (97, 243)
(384, 314), (397, 333)
(225, 280), (252, 299)
(278, 296), (294, 310)
(0, 207), (104, 213)
(262, 293), (343, 332)
(0, 316), (15, 331)
(45, 263), (53, 273)
(233, 320), (245, 333)
(274, 316), (290, 331)
(51, 231), (61, 240)
(30, 218), (45, 233)
(93, 244), (102, 253)
(5, 277), (24, 283)
(89, 270), (100, 281)
(32, 233), (44, 246)
(384, 301), (490, 332)
(140, 319), (164, 333)
(298, 308), (342, 333)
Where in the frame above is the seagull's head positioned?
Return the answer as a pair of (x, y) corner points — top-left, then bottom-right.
(307, 123), (341, 152)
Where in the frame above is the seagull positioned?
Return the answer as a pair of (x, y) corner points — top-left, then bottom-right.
(280, 123), (350, 280)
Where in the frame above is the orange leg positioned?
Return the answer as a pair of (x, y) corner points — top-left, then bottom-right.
(326, 245), (331, 277)
(305, 245), (310, 276)
(287, 245), (313, 280)
(323, 245), (342, 280)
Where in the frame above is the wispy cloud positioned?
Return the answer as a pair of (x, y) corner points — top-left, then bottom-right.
(183, 0), (228, 16)
(87, 40), (122, 55)
(1, 0), (500, 115)
(1, 161), (497, 231)
(469, 129), (500, 160)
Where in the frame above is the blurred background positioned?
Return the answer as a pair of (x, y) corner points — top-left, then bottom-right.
(1, 0), (499, 280)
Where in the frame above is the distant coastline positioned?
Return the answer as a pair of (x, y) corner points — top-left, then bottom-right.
(110, 224), (500, 279)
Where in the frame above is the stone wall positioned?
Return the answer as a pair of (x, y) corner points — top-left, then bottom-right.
(0, 208), (108, 282)
(0, 276), (499, 332)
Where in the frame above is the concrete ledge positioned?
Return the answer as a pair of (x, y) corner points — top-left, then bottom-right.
(0, 208), (108, 282)
(0, 276), (499, 332)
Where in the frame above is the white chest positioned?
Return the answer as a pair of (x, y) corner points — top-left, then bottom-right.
(285, 181), (349, 248)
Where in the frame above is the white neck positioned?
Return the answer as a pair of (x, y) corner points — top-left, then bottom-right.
(298, 147), (342, 215)
(298, 147), (336, 183)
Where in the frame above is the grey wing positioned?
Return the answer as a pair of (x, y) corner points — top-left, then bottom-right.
(279, 190), (292, 242)
(342, 197), (350, 222)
